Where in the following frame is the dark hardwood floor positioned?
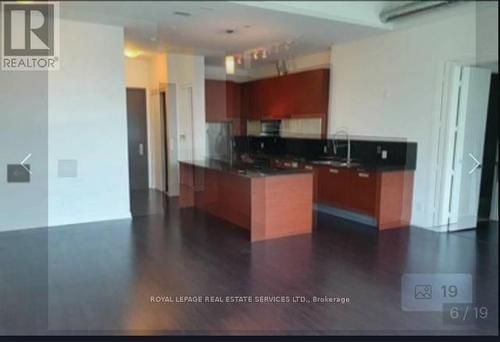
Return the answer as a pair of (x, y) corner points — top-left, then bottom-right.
(0, 190), (497, 335)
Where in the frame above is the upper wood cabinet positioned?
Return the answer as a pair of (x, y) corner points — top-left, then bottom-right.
(205, 79), (242, 122)
(241, 81), (260, 120)
(241, 69), (330, 121)
(226, 81), (242, 119)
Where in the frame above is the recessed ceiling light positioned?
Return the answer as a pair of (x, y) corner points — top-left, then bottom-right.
(225, 56), (235, 75)
(173, 11), (191, 17)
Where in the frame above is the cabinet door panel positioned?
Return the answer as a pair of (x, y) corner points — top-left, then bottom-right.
(317, 166), (350, 208)
(242, 82), (260, 120)
(289, 69), (330, 117)
(205, 80), (228, 122)
(349, 170), (377, 216)
(226, 81), (241, 119)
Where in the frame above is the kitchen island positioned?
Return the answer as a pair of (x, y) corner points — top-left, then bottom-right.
(179, 159), (314, 242)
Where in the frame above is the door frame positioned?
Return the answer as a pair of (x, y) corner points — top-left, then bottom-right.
(160, 90), (168, 193)
(432, 62), (492, 230)
(177, 84), (195, 162)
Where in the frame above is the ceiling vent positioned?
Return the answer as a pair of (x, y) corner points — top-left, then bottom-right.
(173, 11), (191, 17)
(379, 1), (457, 23)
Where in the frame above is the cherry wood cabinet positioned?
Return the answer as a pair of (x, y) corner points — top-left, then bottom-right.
(179, 162), (313, 242)
(226, 81), (241, 119)
(205, 79), (228, 122)
(240, 69), (330, 124)
(241, 81), (260, 120)
(317, 166), (351, 209)
(257, 157), (414, 229)
(206, 69), (330, 136)
(205, 79), (245, 135)
(205, 79), (242, 122)
(348, 169), (378, 216)
(315, 165), (414, 229)
(316, 166), (377, 216)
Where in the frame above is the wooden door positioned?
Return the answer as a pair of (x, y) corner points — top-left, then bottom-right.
(126, 88), (149, 190)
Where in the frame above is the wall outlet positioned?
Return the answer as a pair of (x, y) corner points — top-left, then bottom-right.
(260, 142), (265, 149)
(381, 150), (388, 159)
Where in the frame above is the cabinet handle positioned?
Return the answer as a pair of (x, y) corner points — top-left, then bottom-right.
(329, 168), (339, 174)
(358, 172), (370, 178)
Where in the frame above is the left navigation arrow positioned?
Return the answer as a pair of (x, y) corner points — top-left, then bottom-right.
(20, 153), (32, 174)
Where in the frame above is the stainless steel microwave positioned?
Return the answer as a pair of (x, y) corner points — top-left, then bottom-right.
(260, 120), (281, 136)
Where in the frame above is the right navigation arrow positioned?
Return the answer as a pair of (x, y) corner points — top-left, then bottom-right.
(468, 153), (481, 175)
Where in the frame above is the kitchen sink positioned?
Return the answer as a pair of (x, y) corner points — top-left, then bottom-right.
(311, 160), (361, 168)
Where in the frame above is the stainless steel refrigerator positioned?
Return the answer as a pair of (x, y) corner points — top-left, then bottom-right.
(206, 122), (232, 163)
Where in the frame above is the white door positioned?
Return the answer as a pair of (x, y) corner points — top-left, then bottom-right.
(448, 66), (491, 230)
(178, 86), (194, 161)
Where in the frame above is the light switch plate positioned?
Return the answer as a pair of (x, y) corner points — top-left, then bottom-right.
(7, 164), (30, 183)
(381, 150), (388, 159)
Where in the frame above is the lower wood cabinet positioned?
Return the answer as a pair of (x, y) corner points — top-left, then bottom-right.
(317, 166), (351, 209)
(349, 169), (377, 216)
(315, 165), (414, 230)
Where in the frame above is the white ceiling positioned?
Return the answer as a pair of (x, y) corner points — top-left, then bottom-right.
(60, 1), (394, 66)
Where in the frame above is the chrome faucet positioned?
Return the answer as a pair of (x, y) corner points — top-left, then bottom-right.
(332, 129), (351, 167)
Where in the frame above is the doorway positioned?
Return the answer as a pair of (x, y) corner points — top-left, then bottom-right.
(478, 73), (499, 221)
(434, 63), (492, 231)
(126, 88), (150, 216)
(126, 88), (149, 190)
(178, 86), (195, 161)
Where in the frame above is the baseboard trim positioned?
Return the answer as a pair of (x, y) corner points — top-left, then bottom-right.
(315, 204), (377, 227)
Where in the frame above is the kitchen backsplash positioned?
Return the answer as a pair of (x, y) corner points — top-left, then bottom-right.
(233, 136), (417, 169)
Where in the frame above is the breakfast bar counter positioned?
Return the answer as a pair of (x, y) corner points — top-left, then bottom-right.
(179, 160), (314, 242)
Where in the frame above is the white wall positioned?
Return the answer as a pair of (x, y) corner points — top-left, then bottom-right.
(166, 53), (206, 196)
(476, 1), (499, 66)
(205, 65), (251, 82)
(47, 19), (130, 226)
(0, 71), (49, 231)
(329, 5), (497, 228)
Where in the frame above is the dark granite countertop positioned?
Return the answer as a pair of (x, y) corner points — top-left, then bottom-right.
(308, 160), (414, 172)
(245, 153), (415, 172)
(179, 159), (313, 178)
